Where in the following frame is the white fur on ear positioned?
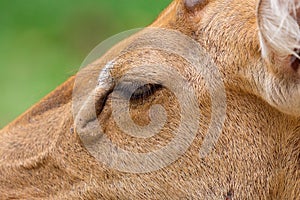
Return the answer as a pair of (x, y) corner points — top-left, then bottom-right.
(258, 0), (300, 59)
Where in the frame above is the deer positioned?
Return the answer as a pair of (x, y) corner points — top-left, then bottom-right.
(0, 0), (299, 199)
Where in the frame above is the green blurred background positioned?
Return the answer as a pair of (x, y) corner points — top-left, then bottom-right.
(0, 0), (172, 128)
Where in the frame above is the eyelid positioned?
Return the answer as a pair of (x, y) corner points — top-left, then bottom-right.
(114, 81), (163, 100)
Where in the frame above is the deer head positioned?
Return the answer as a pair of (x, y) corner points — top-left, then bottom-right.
(0, 0), (299, 199)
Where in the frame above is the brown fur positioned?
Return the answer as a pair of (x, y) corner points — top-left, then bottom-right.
(0, 0), (299, 199)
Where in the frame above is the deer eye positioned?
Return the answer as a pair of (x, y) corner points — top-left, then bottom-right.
(114, 81), (163, 101)
(129, 83), (163, 100)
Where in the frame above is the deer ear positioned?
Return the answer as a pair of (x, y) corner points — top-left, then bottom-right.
(257, 0), (300, 71)
(184, 0), (209, 11)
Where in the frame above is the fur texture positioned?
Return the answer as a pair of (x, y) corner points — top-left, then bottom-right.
(258, 0), (300, 58)
(0, 0), (299, 199)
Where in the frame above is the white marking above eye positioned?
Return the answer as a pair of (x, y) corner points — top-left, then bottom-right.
(97, 60), (115, 88)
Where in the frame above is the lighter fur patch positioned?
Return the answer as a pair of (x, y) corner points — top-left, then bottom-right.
(97, 60), (115, 88)
(258, 0), (300, 58)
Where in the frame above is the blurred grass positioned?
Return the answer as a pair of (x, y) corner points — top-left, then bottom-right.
(0, 0), (172, 128)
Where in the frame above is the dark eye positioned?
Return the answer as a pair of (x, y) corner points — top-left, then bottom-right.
(114, 81), (162, 101)
(130, 83), (162, 100)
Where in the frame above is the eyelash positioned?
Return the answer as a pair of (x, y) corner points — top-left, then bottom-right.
(130, 84), (162, 100)
(114, 82), (163, 101)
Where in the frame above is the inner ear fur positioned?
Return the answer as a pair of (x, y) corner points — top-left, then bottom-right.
(257, 0), (300, 60)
